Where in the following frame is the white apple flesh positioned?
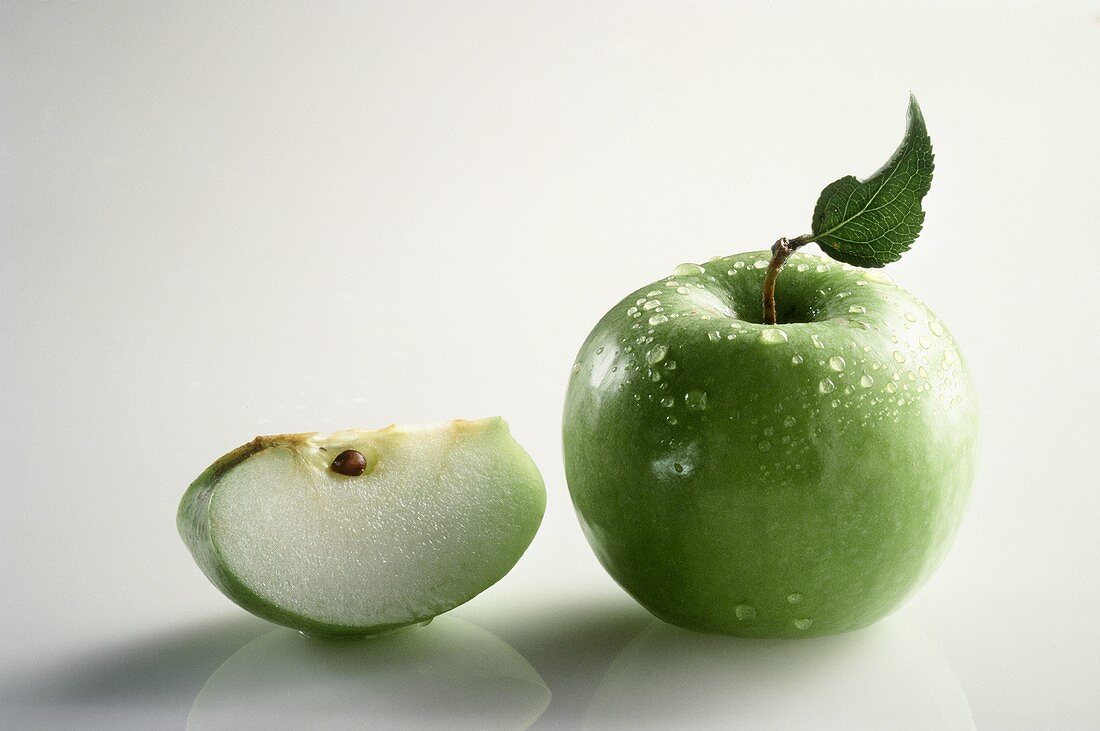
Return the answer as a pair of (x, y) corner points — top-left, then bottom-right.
(178, 417), (545, 636)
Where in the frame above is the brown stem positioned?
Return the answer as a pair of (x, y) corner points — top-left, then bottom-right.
(762, 234), (814, 324)
(762, 238), (795, 325)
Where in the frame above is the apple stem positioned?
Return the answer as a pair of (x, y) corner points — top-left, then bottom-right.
(762, 234), (813, 325)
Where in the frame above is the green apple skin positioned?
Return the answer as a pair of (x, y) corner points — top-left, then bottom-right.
(563, 251), (978, 638)
(179, 418), (546, 637)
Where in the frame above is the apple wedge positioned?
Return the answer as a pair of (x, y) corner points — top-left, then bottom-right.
(178, 417), (545, 636)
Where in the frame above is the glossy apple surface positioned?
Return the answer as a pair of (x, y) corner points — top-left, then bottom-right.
(563, 251), (978, 637)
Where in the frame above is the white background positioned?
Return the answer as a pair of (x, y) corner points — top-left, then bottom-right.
(2, 2), (1098, 728)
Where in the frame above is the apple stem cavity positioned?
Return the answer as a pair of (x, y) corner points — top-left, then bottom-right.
(762, 235), (811, 325)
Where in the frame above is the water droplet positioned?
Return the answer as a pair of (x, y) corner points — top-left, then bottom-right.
(919, 336), (931, 349)
(796, 263), (809, 272)
(733, 261), (746, 269)
(727, 268), (738, 276)
(791, 354), (804, 365)
(929, 321), (944, 337)
(787, 592), (803, 604)
(667, 415), (678, 425)
(649, 314), (668, 326)
(665, 360), (677, 370)
(753, 259), (768, 269)
(726, 332), (737, 340)
(596, 346), (604, 354)
(811, 334), (825, 349)
(886, 382), (897, 394)
(642, 300), (661, 311)
(760, 328), (789, 344)
(645, 344), (668, 364)
(676, 286), (689, 294)
(860, 374), (874, 388)
(685, 390), (708, 411)
(828, 356), (846, 372)
(892, 350), (906, 364)
(758, 441), (771, 451)
(626, 306), (639, 316)
(648, 369), (662, 382)
(818, 377), (836, 394)
(904, 312), (917, 322)
(572, 363), (581, 375)
(735, 604), (757, 621)
(660, 396), (674, 408)
(673, 461), (684, 473)
(708, 331), (722, 342)
(794, 618), (812, 630)
(783, 416), (797, 427)
(647, 290), (662, 297)
(674, 262), (705, 276)
(816, 264), (828, 273)
(848, 305), (867, 314)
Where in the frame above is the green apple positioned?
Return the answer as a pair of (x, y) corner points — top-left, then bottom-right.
(179, 417), (545, 636)
(563, 251), (978, 637)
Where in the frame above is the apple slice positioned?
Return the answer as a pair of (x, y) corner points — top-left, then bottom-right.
(178, 417), (545, 636)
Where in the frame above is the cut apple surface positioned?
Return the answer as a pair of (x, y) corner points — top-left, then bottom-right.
(178, 417), (545, 636)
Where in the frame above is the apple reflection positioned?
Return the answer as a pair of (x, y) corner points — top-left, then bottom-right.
(585, 617), (973, 729)
(189, 616), (549, 730)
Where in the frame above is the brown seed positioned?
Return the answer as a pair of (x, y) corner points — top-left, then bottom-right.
(331, 449), (367, 476)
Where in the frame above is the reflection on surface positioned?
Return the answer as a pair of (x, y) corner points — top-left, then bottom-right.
(585, 617), (973, 730)
(188, 615), (549, 730)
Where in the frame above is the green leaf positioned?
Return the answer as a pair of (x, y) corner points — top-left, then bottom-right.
(809, 95), (934, 268)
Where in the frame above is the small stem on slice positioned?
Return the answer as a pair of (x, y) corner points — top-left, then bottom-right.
(762, 235), (812, 325)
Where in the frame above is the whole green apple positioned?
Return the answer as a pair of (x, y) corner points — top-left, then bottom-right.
(563, 251), (977, 637)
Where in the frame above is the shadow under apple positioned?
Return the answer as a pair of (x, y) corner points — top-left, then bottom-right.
(0, 614), (271, 728)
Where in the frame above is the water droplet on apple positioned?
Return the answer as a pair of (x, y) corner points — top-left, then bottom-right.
(649, 314), (669, 326)
(674, 263), (705, 276)
(753, 259), (768, 269)
(666, 415), (678, 426)
(818, 378), (836, 394)
(735, 604), (757, 621)
(904, 312), (917, 322)
(892, 351), (906, 364)
(645, 344), (668, 365)
(596, 347), (604, 354)
(783, 416), (796, 427)
(828, 356), (846, 372)
(626, 306), (639, 316)
(886, 382), (897, 394)
(660, 396), (674, 408)
(848, 305), (867, 314)
(642, 300), (661, 311)
(733, 261), (746, 269)
(684, 390), (707, 411)
(816, 264), (828, 273)
(930, 321), (944, 337)
(811, 334), (825, 349)
(791, 354), (804, 365)
(572, 363), (581, 375)
(919, 336), (932, 349)
(796, 263), (809, 272)
(708, 331), (721, 342)
(759, 328), (788, 344)
(860, 374), (874, 388)
(673, 461), (684, 472)
(787, 592), (803, 604)
(665, 360), (677, 370)
(793, 618), (812, 630)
